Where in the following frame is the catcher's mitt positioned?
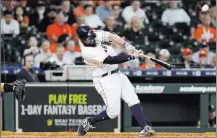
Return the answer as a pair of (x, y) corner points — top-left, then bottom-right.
(13, 79), (27, 101)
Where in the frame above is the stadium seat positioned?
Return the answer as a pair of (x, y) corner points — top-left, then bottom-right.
(141, 45), (156, 54)
(153, 8), (165, 19)
(10, 36), (26, 54)
(190, 17), (200, 28)
(169, 55), (181, 64)
(146, 13), (153, 22)
(1, 45), (9, 63)
(151, 13), (159, 22)
(168, 44), (182, 64)
(187, 38), (200, 52)
(159, 39), (170, 49)
(208, 42), (216, 52)
(170, 33), (185, 43)
(142, 2), (158, 9)
(160, 26), (174, 36)
(147, 32), (160, 43)
(12, 50), (22, 63)
(6, 44), (12, 55)
(113, 25), (124, 36)
(189, 10), (197, 18)
(173, 22), (190, 35)
(168, 44), (181, 54)
(144, 6), (152, 22)
(151, 20), (165, 32)
(20, 27), (29, 36)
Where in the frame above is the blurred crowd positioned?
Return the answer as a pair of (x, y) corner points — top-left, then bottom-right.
(1, 0), (216, 70)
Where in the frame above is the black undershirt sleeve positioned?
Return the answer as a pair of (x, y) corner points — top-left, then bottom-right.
(103, 54), (135, 64)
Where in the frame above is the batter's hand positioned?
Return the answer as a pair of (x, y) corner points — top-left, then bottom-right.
(130, 49), (144, 58)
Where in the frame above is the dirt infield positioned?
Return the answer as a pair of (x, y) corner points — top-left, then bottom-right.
(1, 132), (216, 138)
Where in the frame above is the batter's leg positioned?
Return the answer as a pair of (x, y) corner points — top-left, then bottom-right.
(120, 73), (155, 136)
(89, 110), (110, 124)
(78, 75), (122, 136)
(93, 76), (122, 119)
(119, 73), (147, 128)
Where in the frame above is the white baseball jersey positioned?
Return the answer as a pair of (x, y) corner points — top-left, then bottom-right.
(79, 30), (140, 119)
(79, 30), (118, 77)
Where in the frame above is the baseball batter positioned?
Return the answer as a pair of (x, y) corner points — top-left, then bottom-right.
(76, 24), (155, 137)
(1, 79), (26, 101)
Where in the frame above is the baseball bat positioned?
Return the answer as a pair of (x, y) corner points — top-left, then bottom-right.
(142, 54), (173, 70)
(124, 49), (172, 70)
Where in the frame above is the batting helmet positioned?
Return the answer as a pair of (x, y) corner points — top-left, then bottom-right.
(76, 24), (96, 46)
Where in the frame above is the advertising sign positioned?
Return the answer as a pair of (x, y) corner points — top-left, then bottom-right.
(17, 84), (117, 132)
(17, 83), (215, 132)
(134, 83), (216, 94)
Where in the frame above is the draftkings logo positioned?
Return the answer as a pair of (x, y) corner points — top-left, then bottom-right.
(47, 119), (53, 126)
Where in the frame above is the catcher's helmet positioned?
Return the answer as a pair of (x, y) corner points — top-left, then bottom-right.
(76, 24), (96, 46)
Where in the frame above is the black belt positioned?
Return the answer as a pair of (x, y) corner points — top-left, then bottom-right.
(102, 69), (119, 77)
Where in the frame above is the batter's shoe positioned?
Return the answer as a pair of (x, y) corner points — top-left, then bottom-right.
(77, 117), (95, 136)
(140, 125), (155, 137)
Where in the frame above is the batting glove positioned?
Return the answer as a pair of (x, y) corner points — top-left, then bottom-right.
(130, 49), (144, 58)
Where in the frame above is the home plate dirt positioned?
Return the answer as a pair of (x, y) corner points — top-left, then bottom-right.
(1, 132), (216, 138)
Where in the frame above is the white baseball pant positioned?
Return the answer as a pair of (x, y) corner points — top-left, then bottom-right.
(93, 72), (140, 119)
